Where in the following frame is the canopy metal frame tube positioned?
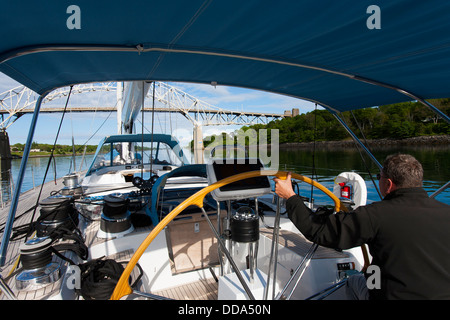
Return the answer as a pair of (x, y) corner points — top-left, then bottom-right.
(332, 113), (383, 170)
(2, 44), (450, 117)
(431, 180), (450, 199)
(0, 94), (46, 266)
(2, 44), (450, 125)
(419, 99), (450, 124)
(333, 108), (449, 196)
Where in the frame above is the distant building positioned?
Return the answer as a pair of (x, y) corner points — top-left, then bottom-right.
(284, 108), (300, 117)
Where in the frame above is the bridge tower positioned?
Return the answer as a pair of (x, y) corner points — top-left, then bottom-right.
(0, 129), (11, 159)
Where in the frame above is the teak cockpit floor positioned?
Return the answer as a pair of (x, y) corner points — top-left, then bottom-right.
(151, 277), (218, 300)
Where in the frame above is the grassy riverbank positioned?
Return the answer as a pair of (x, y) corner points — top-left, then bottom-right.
(10, 142), (97, 159)
(10, 151), (95, 158)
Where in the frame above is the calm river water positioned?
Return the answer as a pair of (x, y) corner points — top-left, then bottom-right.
(1, 144), (448, 206)
(278, 144), (449, 205)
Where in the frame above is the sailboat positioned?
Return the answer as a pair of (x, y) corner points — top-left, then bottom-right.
(0, 1), (449, 301)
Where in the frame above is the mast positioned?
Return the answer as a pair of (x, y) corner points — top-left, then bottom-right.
(116, 82), (123, 134)
(121, 81), (150, 134)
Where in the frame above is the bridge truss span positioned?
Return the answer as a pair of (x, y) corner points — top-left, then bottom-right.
(0, 82), (284, 130)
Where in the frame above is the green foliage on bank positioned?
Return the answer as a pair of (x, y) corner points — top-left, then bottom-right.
(193, 99), (450, 148)
(11, 142), (97, 155)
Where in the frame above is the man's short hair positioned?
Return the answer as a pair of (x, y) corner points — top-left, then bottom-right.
(382, 153), (423, 188)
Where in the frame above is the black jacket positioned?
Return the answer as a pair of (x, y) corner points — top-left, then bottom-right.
(286, 187), (450, 300)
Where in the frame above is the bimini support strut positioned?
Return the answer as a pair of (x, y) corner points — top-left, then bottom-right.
(332, 113), (382, 170)
(431, 180), (450, 199)
(0, 94), (46, 266)
(419, 100), (450, 124)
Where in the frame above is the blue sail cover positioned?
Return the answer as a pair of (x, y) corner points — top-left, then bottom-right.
(1, 0), (450, 112)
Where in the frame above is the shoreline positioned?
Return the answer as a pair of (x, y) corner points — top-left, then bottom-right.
(279, 134), (450, 149)
(8, 152), (95, 160)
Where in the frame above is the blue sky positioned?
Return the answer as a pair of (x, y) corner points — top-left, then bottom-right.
(0, 73), (317, 147)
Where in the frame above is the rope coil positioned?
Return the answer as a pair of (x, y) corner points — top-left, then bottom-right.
(76, 258), (142, 300)
(76, 259), (125, 300)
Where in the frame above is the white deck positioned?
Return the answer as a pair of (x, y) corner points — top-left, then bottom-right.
(0, 177), (362, 300)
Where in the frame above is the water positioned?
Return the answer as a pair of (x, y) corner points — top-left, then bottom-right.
(0, 154), (95, 204)
(277, 144), (450, 206)
(1, 145), (448, 206)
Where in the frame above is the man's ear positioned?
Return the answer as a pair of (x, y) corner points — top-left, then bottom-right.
(386, 178), (397, 194)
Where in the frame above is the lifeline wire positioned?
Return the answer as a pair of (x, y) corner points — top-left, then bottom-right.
(149, 82), (156, 175)
(141, 81), (145, 178)
(310, 104), (318, 203)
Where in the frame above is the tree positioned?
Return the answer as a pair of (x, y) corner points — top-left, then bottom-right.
(191, 99), (450, 147)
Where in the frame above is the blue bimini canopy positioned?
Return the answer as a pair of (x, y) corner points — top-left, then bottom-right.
(1, 1), (450, 113)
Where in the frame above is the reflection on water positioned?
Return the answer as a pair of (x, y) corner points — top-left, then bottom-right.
(278, 144), (449, 205)
(0, 154), (95, 205)
(0, 159), (12, 205)
(1, 145), (448, 206)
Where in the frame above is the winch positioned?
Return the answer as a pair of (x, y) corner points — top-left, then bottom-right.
(15, 237), (61, 291)
(97, 194), (134, 239)
(206, 157), (273, 299)
(61, 173), (83, 198)
(230, 206), (259, 282)
(36, 195), (79, 238)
